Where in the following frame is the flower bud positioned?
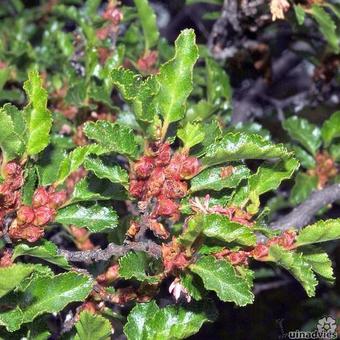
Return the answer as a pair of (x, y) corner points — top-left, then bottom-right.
(17, 206), (35, 225)
(4, 162), (20, 177)
(133, 156), (154, 178)
(149, 219), (170, 239)
(162, 179), (187, 199)
(33, 206), (55, 226)
(251, 244), (269, 259)
(155, 196), (179, 218)
(155, 143), (171, 166)
(180, 156), (200, 179)
(32, 187), (50, 208)
(129, 180), (145, 198)
(164, 153), (186, 180)
(145, 167), (165, 197)
(49, 191), (67, 208)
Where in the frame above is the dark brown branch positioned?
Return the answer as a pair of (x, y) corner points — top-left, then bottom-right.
(270, 183), (340, 231)
(59, 240), (162, 264)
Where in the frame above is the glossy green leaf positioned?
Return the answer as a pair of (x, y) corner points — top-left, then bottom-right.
(295, 219), (340, 246)
(12, 240), (70, 270)
(269, 245), (317, 297)
(154, 29), (199, 124)
(84, 157), (129, 187)
(310, 5), (339, 53)
(190, 165), (250, 192)
(124, 300), (217, 340)
(180, 272), (205, 301)
(282, 117), (321, 155)
(201, 132), (291, 167)
(134, 0), (159, 50)
(0, 272), (93, 331)
(84, 121), (139, 159)
(119, 251), (160, 283)
(190, 256), (254, 306)
(289, 173), (318, 205)
(56, 204), (118, 232)
(75, 311), (112, 340)
(291, 145), (315, 169)
(23, 70), (52, 155)
(321, 111), (340, 147)
(177, 122), (205, 150)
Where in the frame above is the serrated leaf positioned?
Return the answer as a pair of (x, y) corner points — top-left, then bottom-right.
(119, 251), (160, 283)
(0, 264), (35, 298)
(295, 219), (340, 246)
(153, 29), (199, 124)
(57, 144), (105, 184)
(201, 214), (256, 246)
(21, 165), (37, 205)
(74, 311), (112, 340)
(330, 142), (340, 162)
(84, 121), (139, 159)
(23, 70), (52, 155)
(190, 165), (250, 193)
(289, 172), (318, 205)
(291, 145), (315, 169)
(124, 300), (217, 340)
(134, 0), (159, 50)
(177, 122), (205, 150)
(84, 157), (129, 187)
(56, 204), (118, 233)
(321, 111), (340, 147)
(190, 256), (254, 306)
(180, 272), (205, 301)
(301, 246), (334, 283)
(0, 272), (93, 332)
(282, 117), (321, 155)
(269, 245), (317, 297)
(206, 57), (232, 105)
(0, 106), (24, 161)
(111, 68), (158, 123)
(12, 240), (70, 270)
(201, 132), (291, 167)
(311, 5), (339, 53)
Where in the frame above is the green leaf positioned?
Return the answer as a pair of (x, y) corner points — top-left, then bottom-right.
(56, 204), (118, 233)
(190, 165), (250, 193)
(289, 173), (318, 205)
(291, 145), (315, 169)
(295, 219), (340, 246)
(124, 300), (217, 340)
(180, 272), (205, 301)
(282, 117), (321, 155)
(0, 106), (25, 161)
(12, 240), (71, 270)
(330, 143), (340, 162)
(0, 272), (93, 332)
(269, 245), (317, 297)
(84, 121), (139, 159)
(206, 57), (232, 105)
(153, 29), (199, 124)
(294, 4), (306, 25)
(134, 0), (159, 50)
(321, 111), (340, 147)
(74, 311), (112, 340)
(0, 264), (35, 298)
(111, 68), (158, 123)
(246, 158), (299, 214)
(119, 251), (160, 283)
(23, 70), (52, 155)
(310, 5), (339, 53)
(202, 214), (256, 246)
(201, 132), (291, 167)
(177, 122), (205, 150)
(301, 246), (334, 283)
(57, 144), (105, 184)
(84, 157), (129, 187)
(190, 256), (254, 306)
(21, 165), (37, 205)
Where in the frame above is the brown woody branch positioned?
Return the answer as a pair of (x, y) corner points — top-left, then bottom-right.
(59, 240), (162, 264)
(270, 183), (340, 231)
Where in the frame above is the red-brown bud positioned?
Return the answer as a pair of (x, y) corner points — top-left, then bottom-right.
(180, 156), (200, 179)
(33, 206), (55, 226)
(49, 191), (67, 208)
(149, 219), (170, 239)
(17, 206), (35, 225)
(129, 180), (145, 198)
(133, 156), (154, 178)
(4, 162), (20, 177)
(251, 244), (269, 259)
(155, 196), (180, 217)
(164, 153), (186, 180)
(145, 167), (165, 197)
(32, 187), (50, 208)
(155, 143), (171, 166)
(162, 179), (187, 199)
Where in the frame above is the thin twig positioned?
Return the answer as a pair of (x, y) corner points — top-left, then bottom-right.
(270, 183), (340, 231)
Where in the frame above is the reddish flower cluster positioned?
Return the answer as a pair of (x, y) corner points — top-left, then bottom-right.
(0, 249), (13, 267)
(0, 162), (24, 235)
(307, 151), (338, 189)
(137, 50), (158, 74)
(214, 230), (297, 265)
(9, 187), (67, 242)
(162, 238), (190, 274)
(129, 143), (200, 222)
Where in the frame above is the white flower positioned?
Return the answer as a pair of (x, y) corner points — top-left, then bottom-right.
(169, 278), (192, 303)
(270, 0), (290, 21)
(317, 316), (336, 333)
